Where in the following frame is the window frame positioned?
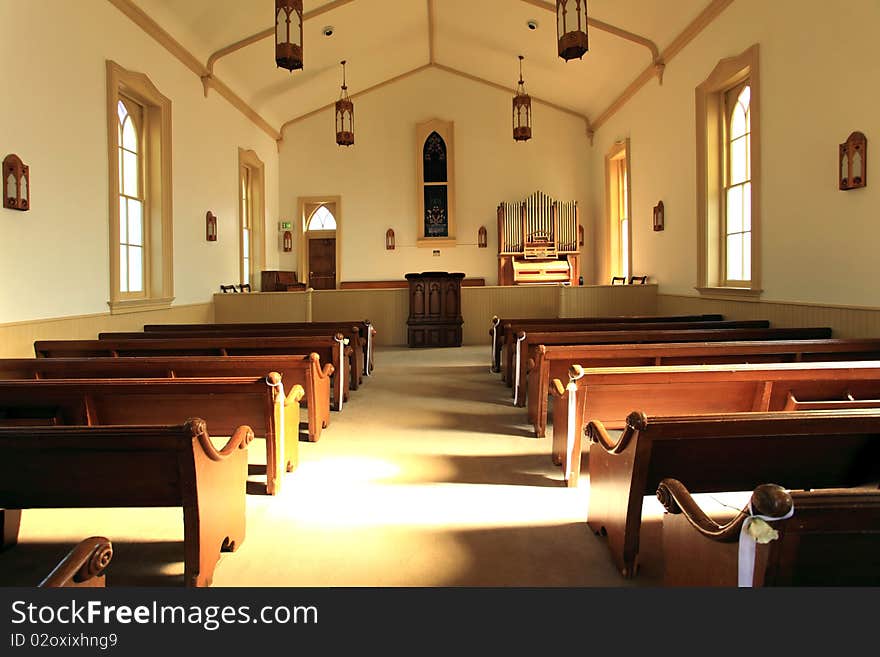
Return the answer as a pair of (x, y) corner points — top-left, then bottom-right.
(237, 149), (266, 290)
(721, 80), (752, 288)
(695, 44), (762, 298)
(416, 119), (456, 248)
(106, 60), (173, 314)
(604, 139), (633, 283)
(117, 95), (147, 299)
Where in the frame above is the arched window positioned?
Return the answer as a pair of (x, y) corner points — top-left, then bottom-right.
(695, 44), (761, 296)
(117, 97), (144, 294)
(723, 83), (751, 285)
(307, 205), (337, 231)
(106, 60), (173, 313)
(416, 119), (456, 246)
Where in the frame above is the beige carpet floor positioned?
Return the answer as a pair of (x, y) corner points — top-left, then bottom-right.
(1, 345), (668, 587)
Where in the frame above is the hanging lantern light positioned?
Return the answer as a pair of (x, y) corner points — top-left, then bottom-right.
(275, 0), (303, 72)
(513, 55), (532, 142)
(556, 0), (589, 61)
(335, 60), (354, 147)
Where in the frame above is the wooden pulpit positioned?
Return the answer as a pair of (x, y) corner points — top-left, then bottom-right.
(405, 272), (464, 348)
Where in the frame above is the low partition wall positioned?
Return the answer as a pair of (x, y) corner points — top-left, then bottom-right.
(214, 291), (310, 324)
(212, 285), (660, 347)
(0, 303), (214, 358)
(658, 294), (880, 339)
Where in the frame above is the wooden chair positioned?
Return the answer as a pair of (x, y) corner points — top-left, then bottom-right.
(220, 285), (238, 293)
(611, 276), (626, 285)
(658, 479), (880, 586)
(629, 275), (647, 284)
(38, 537), (113, 588)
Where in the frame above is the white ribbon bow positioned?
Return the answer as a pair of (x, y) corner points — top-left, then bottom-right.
(265, 377), (286, 482)
(334, 335), (345, 411)
(564, 367), (586, 482)
(490, 317), (500, 373)
(738, 500), (794, 587)
(513, 333), (526, 406)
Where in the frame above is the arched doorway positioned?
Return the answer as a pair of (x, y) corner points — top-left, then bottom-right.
(301, 199), (340, 290)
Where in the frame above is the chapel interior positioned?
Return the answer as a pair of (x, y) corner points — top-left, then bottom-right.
(0, 0), (878, 588)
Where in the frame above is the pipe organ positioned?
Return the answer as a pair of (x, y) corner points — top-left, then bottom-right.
(497, 191), (581, 286)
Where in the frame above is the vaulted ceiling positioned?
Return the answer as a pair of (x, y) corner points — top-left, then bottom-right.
(129, 0), (726, 136)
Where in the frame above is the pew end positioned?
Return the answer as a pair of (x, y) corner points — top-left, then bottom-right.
(38, 536), (113, 588)
(658, 479), (880, 586)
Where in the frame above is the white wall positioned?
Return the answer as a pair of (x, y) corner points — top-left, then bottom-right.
(0, 0), (279, 324)
(278, 66), (591, 284)
(589, 0), (880, 307)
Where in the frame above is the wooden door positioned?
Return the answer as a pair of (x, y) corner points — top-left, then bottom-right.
(308, 238), (336, 290)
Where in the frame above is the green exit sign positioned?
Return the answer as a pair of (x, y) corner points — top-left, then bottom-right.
(279, 221), (292, 230)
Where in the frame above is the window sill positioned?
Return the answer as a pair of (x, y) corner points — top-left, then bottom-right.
(695, 286), (763, 301)
(416, 238), (457, 248)
(107, 296), (175, 315)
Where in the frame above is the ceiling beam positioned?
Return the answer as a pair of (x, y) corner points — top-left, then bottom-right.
(106, 0), (280, 140)
(278, 63), (433, 140)
(519, 0), (661, 63)
(590, 0), (734, 133)
(206, 0), (358, 76)
(278, 61), (592, 143)
(427, 0), (436, 64)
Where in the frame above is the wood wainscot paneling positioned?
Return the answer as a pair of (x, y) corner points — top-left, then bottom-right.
(213, 291), (310, 324)
(560, 284), (659, 318)
(658, 294), (880, 339)
(311, 289), (409, 347)
(0, 303), (213, 358)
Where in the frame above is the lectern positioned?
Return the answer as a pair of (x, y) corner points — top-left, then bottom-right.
(405, 272), (464, 348)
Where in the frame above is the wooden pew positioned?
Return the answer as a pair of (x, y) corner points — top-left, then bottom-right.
(505, 319), (773, 390)
(144, 320), (377, 376)
(583, 408), (880, 577)
(489, 314), (723, 373)
(528, 338), (880, 437)
(34, 335), (351, 412)
(0, 354), (332, 443)
(38, 536), (113, 588)
(552, 359), (880, 488)
(0, 375), (302, 496)
(511, 325), (833, 406)
(104, 325), (364, 391)
(0, 420), (251, 587)
(657, 479), (880, 586)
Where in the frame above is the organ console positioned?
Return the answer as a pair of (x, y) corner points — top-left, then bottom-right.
(497, 191), (581, 286)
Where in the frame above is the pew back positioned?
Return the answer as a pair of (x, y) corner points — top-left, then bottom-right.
(659, 483), (880, 587)
(0, 354), (332, 442)
(528, 338), (880, 437)
(584, 408), (880, 577)
(0, 376), (301, 495)
(0, 420), (251, 587)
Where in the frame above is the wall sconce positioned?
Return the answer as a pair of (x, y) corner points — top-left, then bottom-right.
(283, 230), (293, 252)
(840, 131), (867, 191)
(385, 228), (395, 250)
(206, 211), (217, 241)
(653, 200), (665, 231)
(478, 225), (487, 248)
(3, 153), (29, 211)
(578, 224), (584, 246)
